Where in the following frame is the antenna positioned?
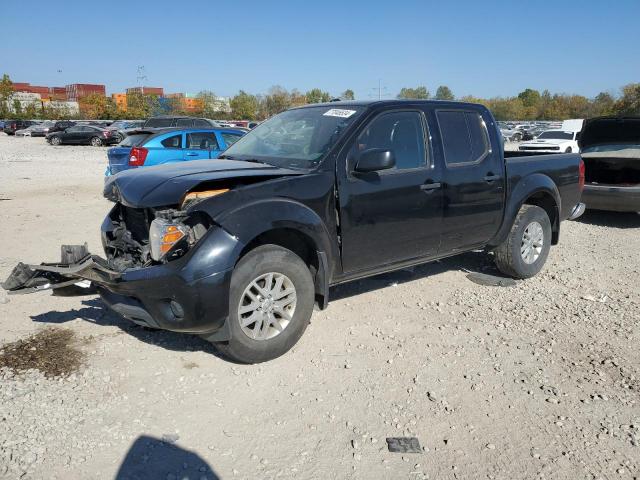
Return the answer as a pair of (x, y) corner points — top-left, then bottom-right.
(136, 66), (147, 88)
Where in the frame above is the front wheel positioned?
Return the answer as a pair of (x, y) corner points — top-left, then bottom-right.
(565, 147), (573, 153)
(213, 244), (315, 363)
(493, 205), (552, 279)
(50, 136), (62, 146)
(90, 136), (103, 147)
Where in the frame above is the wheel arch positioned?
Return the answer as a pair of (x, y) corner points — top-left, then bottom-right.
(211, 199), (337, 310)
(489, 173), (561, 247)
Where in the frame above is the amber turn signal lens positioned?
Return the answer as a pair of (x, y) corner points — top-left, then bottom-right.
(181, 189), (229, 208)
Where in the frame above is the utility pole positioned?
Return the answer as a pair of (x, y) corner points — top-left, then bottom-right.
(370, 79), (388, 100)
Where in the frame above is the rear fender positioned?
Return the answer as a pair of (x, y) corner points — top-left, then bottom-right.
(489, 173), (561, 248)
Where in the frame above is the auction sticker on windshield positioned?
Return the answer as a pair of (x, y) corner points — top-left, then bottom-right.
(323, 109), (357, 118)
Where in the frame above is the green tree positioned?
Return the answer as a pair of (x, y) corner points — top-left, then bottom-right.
(342, 89), (355, 100)
(263, 86), (292, 117)
(614, 83), (640, 115)
(12, 99), (22, 118)
(397, 86), (429, 99)
(195, 90), (219, 117)
(79, 93), (112, 119)
(0, 74), (14, 118)
(434, 85), (454, 100)
(590, 92), (615, 116)
(517, 88), (541, 108)
(230, 90), (259, 120)
(305, 88), (331, 104)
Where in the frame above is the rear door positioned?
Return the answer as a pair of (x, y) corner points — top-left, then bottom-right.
(337, 108), (443, 273)
(183, 131), (220, 160)
(434, 108), (505, 253)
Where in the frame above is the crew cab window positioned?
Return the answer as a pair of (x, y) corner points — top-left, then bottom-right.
(161, 134), (182, 148)
(356, 111), (426, 170)
(437, 110), (490, 165)
(186, 132), (219, 150)
(221, 132), (242, 147)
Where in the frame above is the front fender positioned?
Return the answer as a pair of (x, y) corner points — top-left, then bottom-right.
(214, 198), (336, 266)
(489, 173), (561, 248)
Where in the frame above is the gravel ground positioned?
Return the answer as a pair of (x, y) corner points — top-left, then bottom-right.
(0, 135), (639, 479)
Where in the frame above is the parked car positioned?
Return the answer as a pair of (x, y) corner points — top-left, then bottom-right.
(105, 120), (145, 143)
(518, 130), (581, 153)
(48, 120), (77, 133)
(3, 120), (35, 135)
(3, 100), (585, 363)
(143, 116), (222, 129)
(105, 128), (246, 176)
(579, 116), (640, 212)
(15, 121), (55, 137)
(46, 124), (119, 146)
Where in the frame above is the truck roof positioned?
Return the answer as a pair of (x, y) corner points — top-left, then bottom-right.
(291, 99), (487, 110)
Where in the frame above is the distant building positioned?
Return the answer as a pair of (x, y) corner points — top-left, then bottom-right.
(126, 86), (164, 96)
(65, 83), (106, 102)
(8, 92), (42, 111)
(49, 87), (67, 101)
(112, 93), (127, 112)
(12, 82), (63, 100)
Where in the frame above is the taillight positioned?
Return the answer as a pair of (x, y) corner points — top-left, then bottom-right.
(103, 130), (111, 137)
(578, 158), (585, 191)
(129, 147), (148, 166)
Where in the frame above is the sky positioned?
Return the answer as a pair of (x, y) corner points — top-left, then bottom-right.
(1, 0), (639, 100)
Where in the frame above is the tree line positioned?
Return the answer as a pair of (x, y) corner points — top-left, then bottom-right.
(397, 84), (640, 120)
(1, 73), (638, 121)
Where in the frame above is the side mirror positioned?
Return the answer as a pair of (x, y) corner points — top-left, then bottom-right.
(355, 149), (396, 173)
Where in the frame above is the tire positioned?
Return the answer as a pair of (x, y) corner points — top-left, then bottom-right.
(213, 244), (315, 363)
(493, 205), (552, 279)
(565, 147), (573, 153)
(50, 136), (62, 146)
(90, 136), (103, 147)
(512, 132), (522, 142)
(115, 133), (124, 143)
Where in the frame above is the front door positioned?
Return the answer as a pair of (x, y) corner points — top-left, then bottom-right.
(183, 131), (220, 161)
(337, 109), (443, 274)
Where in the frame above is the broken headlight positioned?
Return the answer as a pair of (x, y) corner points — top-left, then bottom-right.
(149, 217), (189, 262)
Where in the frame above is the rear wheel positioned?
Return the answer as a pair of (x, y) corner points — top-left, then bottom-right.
(90, 136), (103, 147)
(213, 245), (315, 363)
(493, 205), (552, 279)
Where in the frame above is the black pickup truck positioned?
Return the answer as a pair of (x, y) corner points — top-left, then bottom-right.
(2, 100), (585, 363)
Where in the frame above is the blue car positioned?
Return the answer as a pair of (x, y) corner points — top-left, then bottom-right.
(105, 127), (245, 176)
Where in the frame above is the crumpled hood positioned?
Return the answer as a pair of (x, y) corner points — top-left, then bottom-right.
(104, 159), (304, 208)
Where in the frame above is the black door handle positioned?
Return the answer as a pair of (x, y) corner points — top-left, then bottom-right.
(420, 182), (441, 191)
(484, 174), (500, 182)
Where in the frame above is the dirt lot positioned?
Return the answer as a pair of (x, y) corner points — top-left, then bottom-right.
(0, 135), (639, 480)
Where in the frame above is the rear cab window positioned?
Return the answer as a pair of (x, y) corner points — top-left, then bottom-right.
(436, 110), (490, 165)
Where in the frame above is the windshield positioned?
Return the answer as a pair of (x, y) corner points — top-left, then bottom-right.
(221, 106), (364, 169)
(537, 131), (574, 140)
